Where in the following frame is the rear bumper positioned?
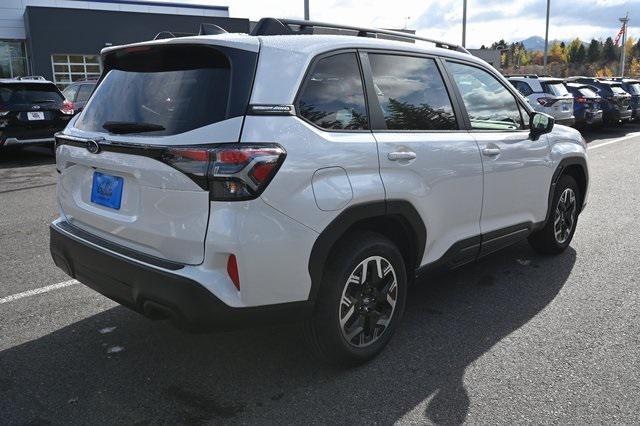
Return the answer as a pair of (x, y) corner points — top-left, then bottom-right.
(2, 136), (54, 146)
(49, 220), (310, 331)
(1, 124), (66, 146)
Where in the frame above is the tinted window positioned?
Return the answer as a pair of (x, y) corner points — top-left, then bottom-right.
(512, 81), (533, 96)
(578, 87), (598, 98)
(368, 54), (457, 130)
(298, 53), (368, 130)
(76, 84), (94, 103)
(626, 83), (640, 95)
(76, 45), (254, 136)
(447, 62), (523, 130)
(611, 85), (628, 95)
(0, 83), (63, 107)
(62, 85), (79, 101)
(543, 82), (569, 96)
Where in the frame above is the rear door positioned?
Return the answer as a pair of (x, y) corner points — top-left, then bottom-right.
(365, 52), (484, 266)
(445, 60), (552, 254)
(56, 41), (259, 265)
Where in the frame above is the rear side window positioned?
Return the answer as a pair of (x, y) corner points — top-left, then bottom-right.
(297, 53), (368, 130)
(512, 81), (533, 96)
(0, 83), (63, 107)
(626, 83), (640, 95)
(368, 54), (457, 130)
(447, 61), (524, 131)
(76, 45), (256, 136)
(76, 84), (94, 103)
(62, 85), (79, 102)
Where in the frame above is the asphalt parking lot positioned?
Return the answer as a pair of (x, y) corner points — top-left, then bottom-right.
(1, 124), (640, 424)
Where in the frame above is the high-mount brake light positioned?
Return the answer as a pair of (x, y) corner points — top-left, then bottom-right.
(161, 144), (286, 201)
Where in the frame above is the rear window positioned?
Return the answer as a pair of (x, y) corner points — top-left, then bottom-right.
(0, 83), (63, 106)
(542, 82), (569, 96)
(611, 85), (628, 95)
(626, 83), (640, 95)
(76, 45), (256, 136)
(578, 87), (598, 98)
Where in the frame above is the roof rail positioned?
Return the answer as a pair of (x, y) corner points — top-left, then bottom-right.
(199, 23), (227, 35)
(153, 30), (196, 40)
(250, 18), (470, 54)
(17, 75), (47, 81)
(504, 74), (539, 78)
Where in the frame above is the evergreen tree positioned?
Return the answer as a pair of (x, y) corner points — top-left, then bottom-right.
(603, 37), (616, 61)
(587, 39), (601, 63)
(575, 44), (586, 63)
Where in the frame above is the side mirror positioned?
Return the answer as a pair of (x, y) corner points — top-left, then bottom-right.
(530, 112), (554, 140)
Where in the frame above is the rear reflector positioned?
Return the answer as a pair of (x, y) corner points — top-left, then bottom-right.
(227, 254), (240, 290)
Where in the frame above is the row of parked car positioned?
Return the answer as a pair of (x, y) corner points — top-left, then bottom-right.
(506, 74), (640, 128)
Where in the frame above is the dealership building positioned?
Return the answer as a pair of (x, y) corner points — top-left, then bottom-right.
(0, 0), (250, 88)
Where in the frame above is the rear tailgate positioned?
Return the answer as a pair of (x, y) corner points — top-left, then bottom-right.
(56, 38), (259, 265)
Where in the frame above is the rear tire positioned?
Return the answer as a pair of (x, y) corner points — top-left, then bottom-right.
(529, 174), (580, 255)
(304, 231), (407, 366)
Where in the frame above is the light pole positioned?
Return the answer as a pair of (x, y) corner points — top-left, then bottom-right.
(304, 0), (309, 20)
(462, 0), (467, 48)
(543, 0), (551, 75)
(619, 13), (629, 77)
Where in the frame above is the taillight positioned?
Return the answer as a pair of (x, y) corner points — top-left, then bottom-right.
(162, 143), (286, 201)
(537, 97), (558, 107)
(60, 100), (74, 115)
(0, 105), (8, 116)
(576, 96), (586, 104)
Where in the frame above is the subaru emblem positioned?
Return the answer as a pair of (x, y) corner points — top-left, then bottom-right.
(87, 139), (101, 154)
(31, 105), (40, 110)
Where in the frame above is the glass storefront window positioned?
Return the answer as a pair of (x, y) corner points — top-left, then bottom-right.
(0, 40), (29, 78)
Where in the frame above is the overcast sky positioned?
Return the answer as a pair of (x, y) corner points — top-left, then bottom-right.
(161, 0), (638, 48)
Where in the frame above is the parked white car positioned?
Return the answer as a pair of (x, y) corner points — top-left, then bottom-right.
(50, 18), (589, 366)
(507, 75), (575, 126)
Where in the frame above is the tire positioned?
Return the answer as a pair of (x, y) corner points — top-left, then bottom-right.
(304, 231), (407, 367)
(529, 174), (580, 255)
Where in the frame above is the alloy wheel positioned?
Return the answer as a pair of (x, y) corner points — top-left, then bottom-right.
(339, 255), (398, 348)
(554, 188), (577, 244)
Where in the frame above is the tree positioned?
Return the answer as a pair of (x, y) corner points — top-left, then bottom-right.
(603, 37), (616, 62)
(587, 39), (601, 63)
(575, 44), (587, 64)
(630, 58), (640, 78)
(480, 44), (486, 50)
(567, 38), (582, 63)
(549, 41), (566, 63)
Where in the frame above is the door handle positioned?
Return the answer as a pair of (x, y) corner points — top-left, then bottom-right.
(482, 147), (501, 156)
(388, 151), (417, 161)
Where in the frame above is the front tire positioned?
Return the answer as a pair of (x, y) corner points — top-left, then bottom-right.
(529, 174), (580, 255)
(304, 231), (407, 366)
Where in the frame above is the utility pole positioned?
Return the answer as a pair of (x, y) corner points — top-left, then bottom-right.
(543, 0), (551, 74)
(304, 0), (309, 20)
(619, 13), (629, 77)
(462, 0), (467, 48)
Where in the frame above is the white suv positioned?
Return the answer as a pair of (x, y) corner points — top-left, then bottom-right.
(50, 18), (589, 366)
(507, 75), (575, 126)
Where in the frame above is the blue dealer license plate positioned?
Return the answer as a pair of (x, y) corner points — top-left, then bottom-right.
(91, 172), (124, 210)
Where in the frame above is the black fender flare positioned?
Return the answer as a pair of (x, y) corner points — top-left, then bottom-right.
(307, 200), (426, 304)
(543, 156), (589, 226)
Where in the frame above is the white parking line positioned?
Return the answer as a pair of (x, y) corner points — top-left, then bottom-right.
(0, 280), (78, 305)
(588, 133), (640, 151)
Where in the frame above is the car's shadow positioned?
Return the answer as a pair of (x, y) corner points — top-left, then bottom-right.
(0, 146), (55, 169)
(580, 121), (640, 143)
(0, 241), (576, 424)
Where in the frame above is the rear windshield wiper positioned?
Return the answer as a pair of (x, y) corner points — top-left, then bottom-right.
(32, 99), (56, 103)
(102, 121), (165, 134)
